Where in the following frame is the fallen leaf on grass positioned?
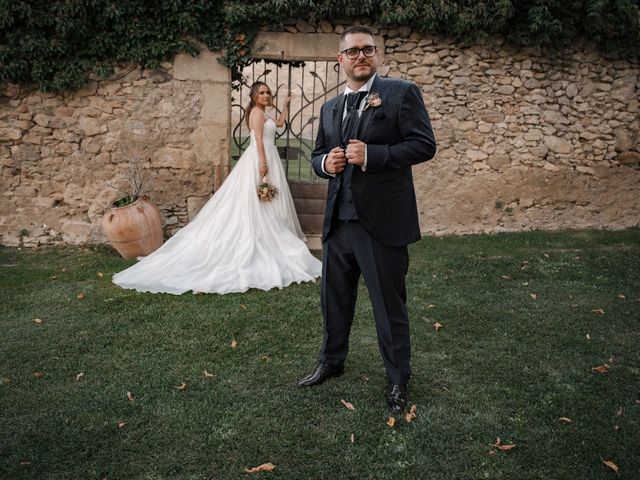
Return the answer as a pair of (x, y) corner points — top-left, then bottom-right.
(362, 375), (370, 382)
(175, 382), (187, 391)
(618, 294), (625, 299)
(32, 318), (44, 324)
(530, 293), (538, 300)
(51, 275), (58, 280)
(433, 322), (443, 331)
(586, 333), (591, 341)
(240, 304), (247, 310)
(33, 372), (45, 379)
(350, 433), (355, 443)
(571, 303), (578, 308)
(386, 416), (396, 427)
(616, 406), (624, 416)
(427, 304), (435, 309)
(559, 417), (574, 423)
(491, 437), (516, 451)
(341, 399), (355, 411)
(260, 355), (271, 362)
(76, 292), (85, 300)
(20, 459), (31, 465)
(543, 253), (550, 258)
(522, 281), (529, 286)
(614, 425), (620, 431)
(230, 339), (238, 349)
(500, 275), (512, 280)
(602, 459), (619, 474)
(203, 370), (214, 378)
(245, 463), (275, 473)
(126, 391), (134, 402)
(118, 420), (126, 429)
(75, 372), (84, 381)
(96, 272), (104, 278)
(405, 404), (417, 423)
(592, 308), (605, 314)
(592, 365), (610, 373)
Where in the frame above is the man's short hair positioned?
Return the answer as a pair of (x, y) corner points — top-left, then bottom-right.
(339, 25), (375, 49)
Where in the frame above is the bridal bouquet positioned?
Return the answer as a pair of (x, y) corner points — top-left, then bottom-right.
(256, 176), (278, 201)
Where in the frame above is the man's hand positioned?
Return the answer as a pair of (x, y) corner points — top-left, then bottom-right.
(346, 139), (366, 166)
(325, 147), (347, 174)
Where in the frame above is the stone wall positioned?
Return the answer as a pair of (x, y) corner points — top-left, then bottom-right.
(0, 48), (230, 247)
(393, 37), (640, 234)
(1, 20), (639, 247)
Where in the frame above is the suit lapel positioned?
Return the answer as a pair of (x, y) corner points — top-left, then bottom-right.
(332, 94), (347, 147)
(356, 76), (383, 140)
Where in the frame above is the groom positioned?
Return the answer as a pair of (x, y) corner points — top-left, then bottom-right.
(297, 26), (437, 411)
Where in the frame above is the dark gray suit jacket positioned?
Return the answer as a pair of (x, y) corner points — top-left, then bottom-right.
(311, 75), (437, 246)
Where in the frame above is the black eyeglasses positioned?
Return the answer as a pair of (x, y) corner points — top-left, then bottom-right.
(340, 45), (377, 60)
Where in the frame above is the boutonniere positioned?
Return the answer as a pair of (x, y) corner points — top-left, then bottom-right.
(363, 92), (382, 111)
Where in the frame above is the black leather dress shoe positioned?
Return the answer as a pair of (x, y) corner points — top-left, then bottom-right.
(297, 362), (344, 387)
(387, 383), (408, 412)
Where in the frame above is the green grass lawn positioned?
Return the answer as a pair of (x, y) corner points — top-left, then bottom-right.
(1, 230), (639, 479)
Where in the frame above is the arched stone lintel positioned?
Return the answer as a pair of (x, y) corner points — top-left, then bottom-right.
(252, 32), (385, 63)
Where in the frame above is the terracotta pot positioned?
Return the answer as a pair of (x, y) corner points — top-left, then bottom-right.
(102, 196), (163, 259)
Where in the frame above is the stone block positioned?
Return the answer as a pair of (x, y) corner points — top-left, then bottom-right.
(487, 154), (510, 170)
(0, 128), (22, 141)
(576, 166), (596, 175)
(79, 117), (104, 136)
(617, 151), (640, 165)
(544, 135), (573, 154)
(23, 133), (43, 144)
(1, 233), (21, 246)
(252, 32), (385, 63)
(466, 149), (488, 161)
(154, 147), (196, 169)
(422, 53), (440, 65)
(33, 197), (56, 208)
(201, 83), (231, 123)
(187, 195), (211, 220)
(174, 46), (229, 83)
(192, 123), (229, 168)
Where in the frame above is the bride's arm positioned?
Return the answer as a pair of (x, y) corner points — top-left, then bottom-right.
(249, 110), (269, 178)
(275, 93), (291, 128)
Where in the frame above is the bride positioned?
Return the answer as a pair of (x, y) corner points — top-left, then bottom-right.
(113, 82), (322, 294)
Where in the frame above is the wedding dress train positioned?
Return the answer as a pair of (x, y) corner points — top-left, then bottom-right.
(112, 117), (322, 294)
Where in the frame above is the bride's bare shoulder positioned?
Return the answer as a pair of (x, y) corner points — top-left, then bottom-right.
(248, 108), (268, 131)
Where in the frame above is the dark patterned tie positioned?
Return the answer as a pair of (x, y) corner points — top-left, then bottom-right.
(341, 91), (367, 147)
(338, 91), (367, 221)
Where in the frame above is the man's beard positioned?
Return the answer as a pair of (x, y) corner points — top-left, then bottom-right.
(351, 64), (376, 82)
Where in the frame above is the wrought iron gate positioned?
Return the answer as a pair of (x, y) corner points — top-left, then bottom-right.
(231, 60), (345, 183)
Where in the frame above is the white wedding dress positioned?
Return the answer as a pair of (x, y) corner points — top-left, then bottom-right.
(112, 116), (322, 294)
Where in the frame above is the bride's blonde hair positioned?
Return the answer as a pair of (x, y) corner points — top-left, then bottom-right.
(245, 81), (271, 127)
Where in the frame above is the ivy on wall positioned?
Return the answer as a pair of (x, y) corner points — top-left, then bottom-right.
(1, 0), (638, 92)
